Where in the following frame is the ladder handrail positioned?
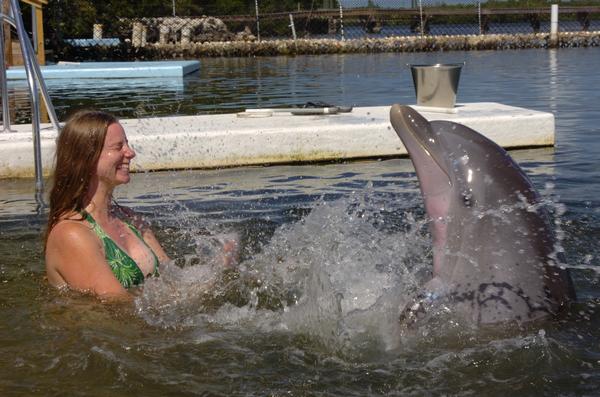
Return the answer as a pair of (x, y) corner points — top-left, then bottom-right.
(0, 9), (60, 131)
(0, 12), (11, 131)
(1, 0), (60, 200)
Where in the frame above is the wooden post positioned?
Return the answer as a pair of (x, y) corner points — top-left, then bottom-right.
(16, 0), (48, 65)
(34, 4), (44, 65)
(2, 0), (12, 66)
(33, 4), (48, 121)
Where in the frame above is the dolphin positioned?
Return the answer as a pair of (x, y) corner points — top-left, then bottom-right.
(389, 104), (575, 325)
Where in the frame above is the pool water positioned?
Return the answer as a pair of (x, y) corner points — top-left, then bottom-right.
(2, 48), (600, 395)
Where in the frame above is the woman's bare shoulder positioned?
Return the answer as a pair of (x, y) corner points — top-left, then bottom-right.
(45, 216), (103, 281)
(47, 217), (95, 247)
(45, 219), (129, 298)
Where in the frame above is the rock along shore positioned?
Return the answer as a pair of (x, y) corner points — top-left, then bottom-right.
(137, 31), (600, 58)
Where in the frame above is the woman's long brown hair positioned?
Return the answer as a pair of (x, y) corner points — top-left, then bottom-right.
(43, 110), (118, 250)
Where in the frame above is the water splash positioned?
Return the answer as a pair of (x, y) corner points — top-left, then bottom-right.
(136, 189), (432, 352)
(134, 176), (594, 355)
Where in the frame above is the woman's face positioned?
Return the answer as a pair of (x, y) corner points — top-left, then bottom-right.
(95, 122), (136, 187)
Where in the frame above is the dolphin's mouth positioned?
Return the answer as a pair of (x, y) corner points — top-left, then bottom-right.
(389, 105), (452, 195)
(390, 104), (454, 278)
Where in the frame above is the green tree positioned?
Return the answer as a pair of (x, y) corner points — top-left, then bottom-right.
(46, 0), (97, 39)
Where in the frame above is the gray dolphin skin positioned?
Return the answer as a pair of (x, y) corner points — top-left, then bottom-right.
(390, 104), (575, 325)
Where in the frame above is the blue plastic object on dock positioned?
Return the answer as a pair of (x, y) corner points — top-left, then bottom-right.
(6, 60), (200, 80)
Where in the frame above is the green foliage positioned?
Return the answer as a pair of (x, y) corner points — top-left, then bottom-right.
(201, 0), (251, 15)
(45, 0), (329, 43)
(46, 0), (96, 39)
(45, 0), (324, 39)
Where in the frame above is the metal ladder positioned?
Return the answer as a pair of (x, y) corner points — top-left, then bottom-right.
(1, 0), (60, 199)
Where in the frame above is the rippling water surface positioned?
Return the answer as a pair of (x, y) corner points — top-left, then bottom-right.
(1, 48), (600, 395)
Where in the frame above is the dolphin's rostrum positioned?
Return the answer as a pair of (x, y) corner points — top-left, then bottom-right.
(390, 104), (575, 325)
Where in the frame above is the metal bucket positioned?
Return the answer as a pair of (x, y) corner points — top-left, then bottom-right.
(409, 63), (464, 108)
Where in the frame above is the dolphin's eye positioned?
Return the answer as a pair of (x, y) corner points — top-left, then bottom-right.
(462, 191), (474, 207)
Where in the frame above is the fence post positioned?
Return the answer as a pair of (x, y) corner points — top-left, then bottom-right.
(478, 2), (482, 35)
(289, 14), (298, 52)
(289, 14), (297, 39)
(550, 4), (559, 47)
(418, 0), (424, 37)
(339, 2), (344, 41)
(255, 0), (261, 42)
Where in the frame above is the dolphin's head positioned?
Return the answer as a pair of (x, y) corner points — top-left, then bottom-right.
(390, 104), (537, 216)
(390, 104), (542, 279)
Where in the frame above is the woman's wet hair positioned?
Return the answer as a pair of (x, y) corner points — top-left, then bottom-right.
(44, 110), (118, 249)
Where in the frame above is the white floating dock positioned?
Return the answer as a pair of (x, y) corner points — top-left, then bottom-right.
(6, 61), (200, 80)
(0, 103), (554, 179)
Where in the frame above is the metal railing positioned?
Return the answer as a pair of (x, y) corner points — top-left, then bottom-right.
(1, 0), (59, 197)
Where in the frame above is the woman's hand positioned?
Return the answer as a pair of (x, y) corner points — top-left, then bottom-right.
(217, 232), (240, 269)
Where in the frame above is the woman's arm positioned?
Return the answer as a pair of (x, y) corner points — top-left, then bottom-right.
(45, 221), (130, 300)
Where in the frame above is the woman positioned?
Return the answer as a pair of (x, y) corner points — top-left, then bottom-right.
(44, 110), (170, 299)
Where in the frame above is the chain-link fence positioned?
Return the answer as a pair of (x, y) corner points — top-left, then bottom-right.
(337, 1), (600, 38)
(42, 1), (600, 61)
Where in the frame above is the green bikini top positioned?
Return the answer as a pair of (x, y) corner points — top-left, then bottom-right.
(84, 212), (159, 288)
